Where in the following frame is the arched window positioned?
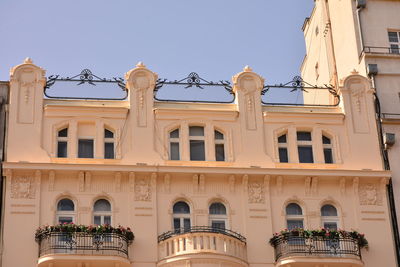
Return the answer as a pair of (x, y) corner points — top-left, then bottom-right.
(56, 198), (75, 224)
(278, 133), (288, 163)
(169, 128), (180, 160)
(93, 199), (111, 225)
(297, 131), (314, 163)
(189, 126), (205, 161)
(286, 203), (304, 230)
(214, 130), (225, 161)
(173, 201), (191, 231)
(57, 128), (68, 158)
(322, 135), (334, 164)
(104, 129), (115, 159)
(321, 204), (338, 230)
(209, 202), (227, 229)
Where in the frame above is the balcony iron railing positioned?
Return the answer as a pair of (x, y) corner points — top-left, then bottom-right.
(37, 232), (129, 258)
(362, 46), (400, 55)
(158, 226), (246, 243)
(271, 235), (361, 262)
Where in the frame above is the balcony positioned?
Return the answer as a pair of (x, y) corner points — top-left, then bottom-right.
(271, 235), (364, 267)
(158, 226), (248, 267)
(37, 232), (131, 267)
(362, 46), (400, 57)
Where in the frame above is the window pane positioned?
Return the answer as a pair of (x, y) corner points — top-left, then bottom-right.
(279, 148), (288, 163)
(190, 140), (205, 161)
(57, 141), (67, 158)
(215, 144), (225, 161)
(287, 220), (304, 230)
(278, 134), (287, 143)
(324, 222), (338, 230)
(78, 139), (94, 158)
(170, 142), (180, 160)
(388, 32), (399, 42)
(297, 131), (312, 141)
(104, 216), (111, 225)
(214, 130), (224, 140)
(321, 204), (338, 216)
(183, 218), (191, 230)
(390, 44), (399, 54)
(104, 129), (114, 138)
(286, 203), (302, 215)
(58, 128), (68, 137)
(211, 220), (226, 229)
(173, 218), (181, 230)
(57, 199), (75, 211)
(209, 203), (226, 215)
(170, 129), (179, 138)
(173, 202), (190, 214)
(324, 148), (333, 163)
(105, 142), (114, 159)
(298, 146), (314, 163)
(94, 216), (101, 225)
(94, 199), (111, 212)
(322, 135), (331, 144)
(189, 126), (204, 136)
(58, 216), (73, 224)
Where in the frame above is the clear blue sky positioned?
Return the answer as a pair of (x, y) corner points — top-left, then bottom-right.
(0, 0), (314, 100)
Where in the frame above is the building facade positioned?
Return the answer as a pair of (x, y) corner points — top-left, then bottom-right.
(0, 57), (397, 267)
(301, 0), (400, 260)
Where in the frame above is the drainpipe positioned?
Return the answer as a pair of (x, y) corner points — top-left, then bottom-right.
(368, 66), (400, 266)
(356, 0), (366, 56)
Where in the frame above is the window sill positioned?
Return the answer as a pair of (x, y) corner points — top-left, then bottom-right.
(51, 157), (121, 164)
(164, 160), (234, 167)
(274, 162), (341, 169)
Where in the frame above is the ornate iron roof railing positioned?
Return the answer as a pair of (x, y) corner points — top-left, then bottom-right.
(37, 232), (129, 258)
(261, 76), (340, 107)
(158, 226), (246, 243)
(271, 235), (361, 262)
(44, 69), (128, 100)
(154, 72), (235, 103)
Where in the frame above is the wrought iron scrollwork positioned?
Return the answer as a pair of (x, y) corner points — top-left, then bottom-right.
(261, 76), (340, 107)
(154, 72), (235, 103)
(44, 69), (128, 100)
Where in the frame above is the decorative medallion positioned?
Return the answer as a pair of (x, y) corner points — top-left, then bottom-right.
(11, 177), (35, 199)
(135, 178), (151, 201)
(248, 182), (265, 203)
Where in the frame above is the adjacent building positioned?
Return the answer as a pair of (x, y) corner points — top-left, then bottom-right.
(0, 56), (397, 267)
(301, 0), (400, 260)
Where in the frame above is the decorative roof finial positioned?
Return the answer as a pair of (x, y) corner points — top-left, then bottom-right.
(136, 62), (146, 68)
(351, 69), (359, 75)
(24, 57), (33, 64)
(243, 65), (252, 72)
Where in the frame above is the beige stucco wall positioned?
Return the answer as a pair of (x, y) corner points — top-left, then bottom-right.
(0, 58), (397, 267)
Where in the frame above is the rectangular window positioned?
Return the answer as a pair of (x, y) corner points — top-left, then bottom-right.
(323, 222), (338, 230)
(190, 140), (205, 161)
(78, 139), (94, 158)
(104, 142), (114, 159)
(57, 141), (67, 158)
(215, 144), (225, 161)
(211, 220), (226, 229)
(324, 148), (333, 163)
(389, 31), (400, 54)
(58, 216), (73, 224)
(298, 146), (314, 163)
(279, 148), (288, 163)
(170, 142), (180, 160)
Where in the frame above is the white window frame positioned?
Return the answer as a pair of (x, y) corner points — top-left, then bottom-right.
(209, 202), (228, 229)
(189, 126), (206, 161)
(321, 204), (339, 230)
(214, 130), (226, 162)
(57, 128), (68, 158)
(172, 201), (191, 231)
(78, 137), (95, 159)
(286, 203), (304, 230)
(297, 131), (314, 163)
(169, 128), (180, 160)
(388, 31), (400, 54)
(277, 133), (289, 163)
(104, 128), (115, 159)
(322, 135), (334, 164)
(56, 198), (75, 224)
(93, 199), (112, 225)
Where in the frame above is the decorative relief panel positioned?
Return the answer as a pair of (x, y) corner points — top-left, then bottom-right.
(135, 178), (151, 201)
(11, 177), (35, 199)
(248, 182), (264, 203)
(359, 184), (382, 206)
